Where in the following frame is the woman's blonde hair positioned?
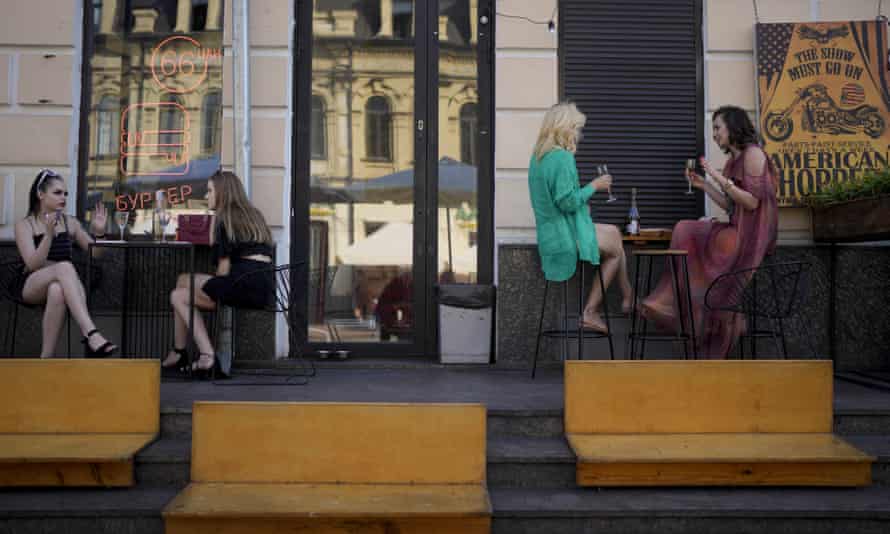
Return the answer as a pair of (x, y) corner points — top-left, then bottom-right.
(533, 102), (586, 160)
(210, 171), (273, 245)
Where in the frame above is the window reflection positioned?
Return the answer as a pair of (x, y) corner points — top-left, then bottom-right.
(365, 96), (392, 161)
(201, 91), (221, 153)
(311, 95), (327, 159)
(96, 94), (119, 157)
(83, 0), (225, 233)
(460, 102), (478, 166)
(307, 1), (481, 344)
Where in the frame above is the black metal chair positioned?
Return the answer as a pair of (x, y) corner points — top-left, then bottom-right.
(704, 261), (810, 359)
(531, 261), (615, 378)
(0, 258), (102, 357)
(210, 262), (313, 385)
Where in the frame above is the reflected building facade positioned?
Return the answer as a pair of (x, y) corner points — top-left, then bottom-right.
(307, 0), (480, 343)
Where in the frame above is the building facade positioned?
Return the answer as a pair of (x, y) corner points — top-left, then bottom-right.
(0, 0), (886, 359)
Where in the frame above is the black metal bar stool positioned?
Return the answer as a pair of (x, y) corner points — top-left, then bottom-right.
(531, 261), (615, 378)
(626, 249), (697, 360)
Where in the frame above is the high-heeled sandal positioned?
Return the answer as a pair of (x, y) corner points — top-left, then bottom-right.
(162, 347), (188, 369)
(191, 353), (218, 379)
(82, 329), (117, 358)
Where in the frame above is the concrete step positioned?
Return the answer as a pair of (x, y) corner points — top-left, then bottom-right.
(135, 438), (190, 488)
(5, 485), (888, 534)
(490, 486), (890, 534)
(0, 487), (175, 534)
(488, 409), (564, 438)
(835, 410), (890, 435)
(488, 436), (575, 488)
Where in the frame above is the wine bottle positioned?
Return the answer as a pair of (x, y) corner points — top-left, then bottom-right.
(626, 187), (640, 236)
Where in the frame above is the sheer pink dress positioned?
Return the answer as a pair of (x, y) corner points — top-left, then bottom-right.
(640, 145), (779, 358)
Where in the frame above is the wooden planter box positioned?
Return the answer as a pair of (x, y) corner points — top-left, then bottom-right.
(811, 195), (890, 243)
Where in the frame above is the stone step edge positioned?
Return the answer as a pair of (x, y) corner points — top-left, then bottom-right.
(135, 435), (890, 465)
(4, 486), (890, 519)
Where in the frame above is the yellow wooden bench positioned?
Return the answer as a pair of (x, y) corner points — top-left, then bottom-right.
(565, 360), (874, 486)
(163, 402), (491, 534)
(0, 359), (159, 487)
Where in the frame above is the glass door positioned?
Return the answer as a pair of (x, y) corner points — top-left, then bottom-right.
(303, 0), (426, 353)
(295, 0), (489, 356)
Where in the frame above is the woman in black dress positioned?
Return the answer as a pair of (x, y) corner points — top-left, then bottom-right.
(163, 171), (274, 376)
(11, 169), (116, 357)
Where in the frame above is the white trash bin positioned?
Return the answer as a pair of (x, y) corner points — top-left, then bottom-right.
(438, 284), (495, 364)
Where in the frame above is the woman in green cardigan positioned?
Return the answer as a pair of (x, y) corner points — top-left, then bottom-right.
(528, 102), (632, 333)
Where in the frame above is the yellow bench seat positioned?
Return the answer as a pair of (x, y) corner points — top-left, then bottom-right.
(165, 482), (491, 519)
(568, 433), (874, 486)
(164, 402), (491, 533)
(0, 433), (156, 487)
(564, 360), (875, 487)
(0, 359), (160, 488)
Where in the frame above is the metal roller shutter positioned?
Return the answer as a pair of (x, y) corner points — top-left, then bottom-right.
(560, 0), (704, 228)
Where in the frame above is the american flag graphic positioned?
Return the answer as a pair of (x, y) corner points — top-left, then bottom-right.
(841, 83), (866, 106)
(757, 23), (795, 90)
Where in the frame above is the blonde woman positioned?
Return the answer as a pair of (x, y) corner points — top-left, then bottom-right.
(164, 171), (275, 376)
(527, 102), (632, 333)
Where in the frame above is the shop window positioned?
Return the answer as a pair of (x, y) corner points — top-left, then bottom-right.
(365, 96), (392, 161)
(311, 95), (327, 159)
(80, 0), (224, 228)
(459, 102), (478, 166)
(96, 95), (118, 157)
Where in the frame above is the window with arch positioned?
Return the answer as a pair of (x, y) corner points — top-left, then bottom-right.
(201, 91), (222, 153)
(365, 96), (392, 161)
(158, 94), (184, 147)
(459, 102), (478, 166)
(96, 94), (119, 157)
(311, 95), (327, 159)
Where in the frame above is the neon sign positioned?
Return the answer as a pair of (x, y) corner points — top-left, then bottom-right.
(150, 35), (222, 94)
(115, 185), (193, 211)
(120, 101), (191, 176)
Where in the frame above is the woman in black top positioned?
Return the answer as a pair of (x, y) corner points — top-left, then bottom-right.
(11, 169), (116, 357)
(165, 171), (274, 376)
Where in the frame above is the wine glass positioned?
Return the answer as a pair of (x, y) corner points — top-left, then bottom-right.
(685, 158), (696, 195)
(114, 211), (129, 241)
(157, 210), (171, 242)
(598, 164), (617, 203)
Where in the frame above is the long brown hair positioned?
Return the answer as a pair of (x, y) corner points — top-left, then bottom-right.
(210, 171), (273, 245)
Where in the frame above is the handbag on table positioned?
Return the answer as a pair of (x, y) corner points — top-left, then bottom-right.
(177, 214), (213, 245)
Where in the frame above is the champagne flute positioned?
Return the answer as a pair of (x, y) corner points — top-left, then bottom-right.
(598, 164), (617, 203)
(114, 211), (129, 241)
(685, 158), (696, 195)
(158, 210), (171, 242)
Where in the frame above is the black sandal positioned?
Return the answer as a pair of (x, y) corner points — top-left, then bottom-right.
(82, 329), (118, 358)
(191, 353), (218, 379)
(162, 347), (188, 369)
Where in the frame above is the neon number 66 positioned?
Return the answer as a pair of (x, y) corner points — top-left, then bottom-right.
(151, 35), (211, 94)
(160, 51), (197, 77)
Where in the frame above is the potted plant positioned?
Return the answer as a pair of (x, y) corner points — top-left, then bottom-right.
(804, 167), (890, 242)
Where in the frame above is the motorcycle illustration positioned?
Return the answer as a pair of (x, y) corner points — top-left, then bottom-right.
(763, 83), (885, 141)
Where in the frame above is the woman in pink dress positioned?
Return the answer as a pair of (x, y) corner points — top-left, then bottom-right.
(640, 105), (779, 358)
